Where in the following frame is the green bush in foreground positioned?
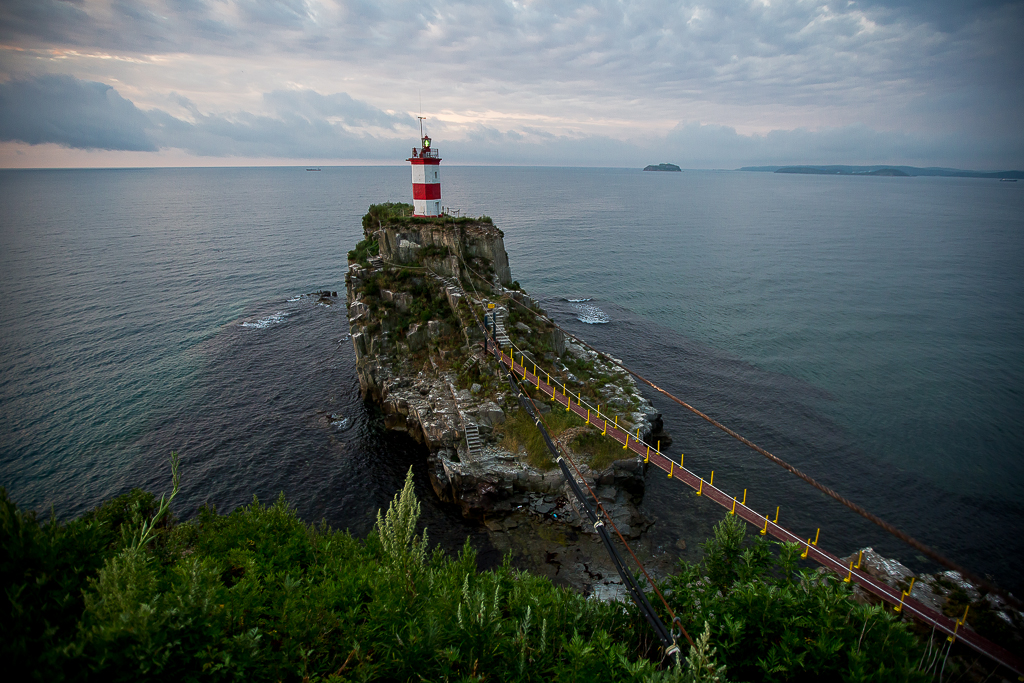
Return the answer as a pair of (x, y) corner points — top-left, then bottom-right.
(662, 513), (930, 683)
(3, 464), (937, 682)
(3, 469), (688, 682)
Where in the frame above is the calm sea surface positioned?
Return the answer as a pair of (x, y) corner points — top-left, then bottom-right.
(1, 167), (1021, 591)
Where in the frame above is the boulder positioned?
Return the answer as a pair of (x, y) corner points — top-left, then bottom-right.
(406, 323), (427, 351)
(477, 401), (506, 427)
(550, 328), (566, 356)
(351, 332), (367, 360)
(427, 319), (453, 339)
(397, 238), (421, 262)
(349, 301), (369, 319)
(394, 292), (413, 312)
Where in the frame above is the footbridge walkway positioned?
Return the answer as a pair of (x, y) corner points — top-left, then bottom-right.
(485, 339), (1023, 677)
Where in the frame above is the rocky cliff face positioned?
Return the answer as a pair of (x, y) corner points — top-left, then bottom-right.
(346, 204), (667, 537)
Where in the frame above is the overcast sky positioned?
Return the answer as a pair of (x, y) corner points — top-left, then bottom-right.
(1, 0), (1021, 168)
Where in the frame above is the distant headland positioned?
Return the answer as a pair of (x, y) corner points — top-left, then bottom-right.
(739, 165), (1024, 179)
(643, 163), (681, 172)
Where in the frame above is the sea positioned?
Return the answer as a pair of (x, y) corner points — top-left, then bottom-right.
(1, 166), (1021, 592)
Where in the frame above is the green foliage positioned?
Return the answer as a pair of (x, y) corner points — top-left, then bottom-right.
(4, 461), (948, 683)
(3, 468), (666, 682)
(347, 238), (379, 265)
(499, 400), (581, 470)
(374, 467), (428, 580)
(416, 243), (448, 260)
(362, 202), (413, 232)
(664, 514), (930, 683)
(570, 430), (629, 471)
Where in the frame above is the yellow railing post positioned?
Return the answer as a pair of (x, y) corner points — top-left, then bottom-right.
(696, 479), (703, 496)
(760, 515), (769, 535)
(601, 419), (607, 436)
(668, 462), (674, 478)
(730, 497), (737, 515)
(895, 577), (916, 611)
(645, 445), (650, 463)
(812, 528), (820, 546)
(801, 539), (811, 559)
(947, 605), (968, 642)
(773, 507), (780, 524)
(856, 550), (863, 569)
(709, 471), (714, 486)
(586, 409), (590, 424)
(566, 397), (571, 412)
(623, 433), (629, 449)
(844, 561), (853, 583)
(741, 488), (747, 506)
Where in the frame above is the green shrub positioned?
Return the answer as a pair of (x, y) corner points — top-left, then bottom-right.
(3, 464), (945, 682)
(663, 514), (930, 683)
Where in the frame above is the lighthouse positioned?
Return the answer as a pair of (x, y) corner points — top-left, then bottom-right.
(408, 118), (442, 217)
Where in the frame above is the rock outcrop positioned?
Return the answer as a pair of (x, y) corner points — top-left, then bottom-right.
(346, 204), (667, 534)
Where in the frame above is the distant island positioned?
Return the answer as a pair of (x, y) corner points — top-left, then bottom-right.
(739, 165), (1024, 179)
(777, 166), (909, 176)
(643, 163), (681, 172)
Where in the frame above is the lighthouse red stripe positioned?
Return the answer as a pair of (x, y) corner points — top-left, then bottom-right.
(413, 184), (441, 200)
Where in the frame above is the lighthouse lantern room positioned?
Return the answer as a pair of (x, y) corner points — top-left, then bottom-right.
(408, 118), (442, 217)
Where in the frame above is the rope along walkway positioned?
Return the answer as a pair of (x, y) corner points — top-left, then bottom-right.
(486, 339), (1023, 677)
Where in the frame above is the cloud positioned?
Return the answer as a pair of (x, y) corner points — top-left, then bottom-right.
(261, 89), (415, 130)
(0, 74), (156, 151)
(1, 73), (1021, 170)
(0, 0), (1020, 170)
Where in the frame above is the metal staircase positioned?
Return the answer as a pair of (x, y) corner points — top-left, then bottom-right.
(463, 421), (483, 458)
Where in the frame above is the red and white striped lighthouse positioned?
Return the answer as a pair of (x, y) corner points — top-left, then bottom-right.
(408, 120), (441, 217)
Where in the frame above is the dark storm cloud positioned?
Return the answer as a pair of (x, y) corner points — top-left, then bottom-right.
(0, 74), (156, 151)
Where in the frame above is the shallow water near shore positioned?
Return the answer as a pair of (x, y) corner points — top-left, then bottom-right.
(1, 166), (1021, 592)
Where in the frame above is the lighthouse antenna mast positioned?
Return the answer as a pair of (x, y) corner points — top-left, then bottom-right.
(417, 116), (425, 140)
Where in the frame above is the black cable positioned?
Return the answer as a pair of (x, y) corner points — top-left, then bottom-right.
(488, 317), (680, 663)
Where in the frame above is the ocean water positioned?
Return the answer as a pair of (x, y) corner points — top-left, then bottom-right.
(1, 167), (1021, 591)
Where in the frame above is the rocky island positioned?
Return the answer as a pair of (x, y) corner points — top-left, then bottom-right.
(643, 163), (682, 172)
(346, 202), (672, 593)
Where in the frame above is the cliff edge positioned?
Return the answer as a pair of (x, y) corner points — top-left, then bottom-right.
(346, 203), (666, 540)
